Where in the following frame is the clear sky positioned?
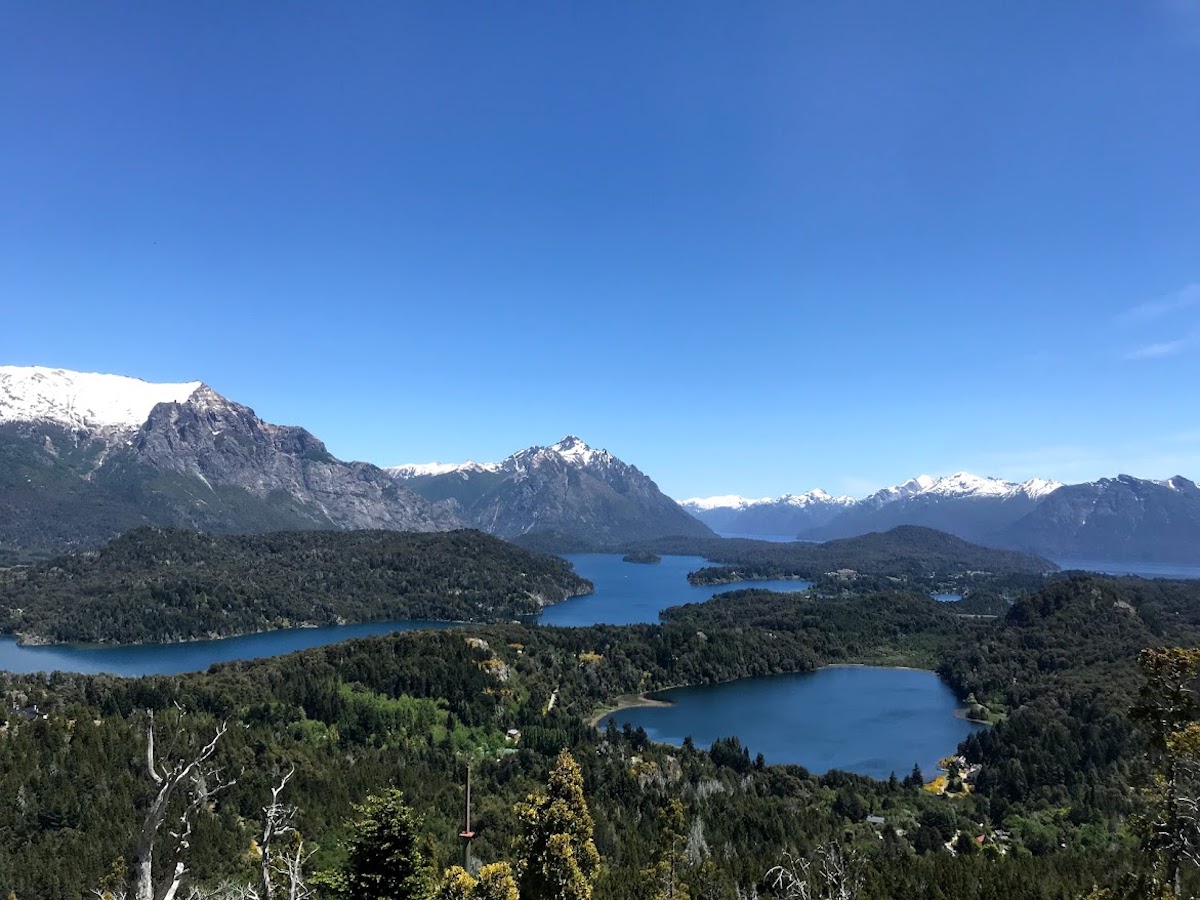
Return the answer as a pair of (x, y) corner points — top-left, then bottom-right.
(2, 2), (1198, 499)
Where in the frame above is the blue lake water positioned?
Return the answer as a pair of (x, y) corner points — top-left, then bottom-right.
(0, 554), (808, 675)
(0, 551), (981, 777)
(540, 554), (812, 627)
(603, 666), (986, 780)
(0, 620), (458, 677)
(931, 593), (963, 602)
(1055, 559), (1200, 580)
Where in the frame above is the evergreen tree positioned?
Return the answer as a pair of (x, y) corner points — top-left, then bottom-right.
(338, 788), (429, 900)
(515, 750), (601, 900)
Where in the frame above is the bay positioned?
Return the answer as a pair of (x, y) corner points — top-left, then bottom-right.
(602, 666), (986, 780)
(539, 554), (811, 627)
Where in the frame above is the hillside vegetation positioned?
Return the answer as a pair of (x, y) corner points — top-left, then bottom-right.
(0, 527), (592, 644)
(3, 574), (1200, 898)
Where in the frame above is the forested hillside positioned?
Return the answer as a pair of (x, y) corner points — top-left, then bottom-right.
(630, 525), (1056, 584)
(2, 574), (1199, 898)
(0, 527), (592, 644)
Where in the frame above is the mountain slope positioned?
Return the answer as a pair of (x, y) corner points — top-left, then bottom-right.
(393, 436), (714, 549)
(0, 366), (459, 562)
(1000, 474), (1200, 564)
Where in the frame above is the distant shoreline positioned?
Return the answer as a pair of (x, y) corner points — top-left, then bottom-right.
(587, 692), (675, 727)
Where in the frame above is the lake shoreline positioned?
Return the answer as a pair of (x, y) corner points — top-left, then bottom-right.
(588, 662), (972, 731)
(587, 692), (676, 727)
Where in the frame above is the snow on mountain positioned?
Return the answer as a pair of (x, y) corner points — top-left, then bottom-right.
(680, 489), (855, 512)
(864, 472), (1064, 505)
(861, 475), (937, 508)
(0, 365), (202, 433)
(1015, 477), (1065, 500)
(390, 436), (616, 481)
(548, 435), (609, 467)
(508, 435), (616, 471)
(387, 461), (502, 479)
(780, 489), (857, 508)
(679, 495), (774, 511)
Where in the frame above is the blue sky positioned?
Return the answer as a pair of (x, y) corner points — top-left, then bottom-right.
(2, 2), (1198, 499)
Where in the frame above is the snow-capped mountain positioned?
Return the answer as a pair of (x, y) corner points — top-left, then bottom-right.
(802, 471), (1066, 544)
(386, 461), (503, 479)
(0, 365), (202, 433)
(1000, 474), (1200, 564)
(392, 435), (713, 548)
(679, 471), (1068, 545)
(859, 475), (937, 509)
(854, 472), (1063, 509)
(0, 365), (459, 562)
(679, 489), (855, 536)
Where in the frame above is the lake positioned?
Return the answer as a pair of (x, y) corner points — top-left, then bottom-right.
(540, 554), (812, 627)
(0, 620), (458, 677)
(0, 554), (809, 675)
(1055, 559), (1200, 580)
(601, 666), (986, 780)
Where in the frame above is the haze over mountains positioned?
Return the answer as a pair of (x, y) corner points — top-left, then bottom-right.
(684, 471), (1200, 565)
(2, 365), (1197, 565)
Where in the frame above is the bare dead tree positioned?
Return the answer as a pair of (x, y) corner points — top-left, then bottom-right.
(134, 710), (235, 900)
(181, 884), (259, 900)
(766, 844), (862, 900)
(258, 765), (314, 900)
(269, 838), (315, 900)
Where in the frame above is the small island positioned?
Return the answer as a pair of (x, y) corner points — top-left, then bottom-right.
(622, 551), (662, 565)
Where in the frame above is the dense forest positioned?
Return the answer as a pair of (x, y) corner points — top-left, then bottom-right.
(2, 572), (1200, 898)
(0, 528), (592, 644)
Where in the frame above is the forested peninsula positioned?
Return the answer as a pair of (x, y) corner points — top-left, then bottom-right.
(0, 527), (592, 644)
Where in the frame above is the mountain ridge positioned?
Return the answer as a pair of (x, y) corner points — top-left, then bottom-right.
(684, 469), (1198, 565)
(393, 435), (714, 549)
(0, 366), (460, 562)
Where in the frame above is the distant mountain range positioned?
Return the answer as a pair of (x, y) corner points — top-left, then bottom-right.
(0, 366), (709, 560)
(0, 366), (459, 563)
(3, 365), (1196, 566)
(683, 471), (1200, 565)
(389, 435), (714, 549)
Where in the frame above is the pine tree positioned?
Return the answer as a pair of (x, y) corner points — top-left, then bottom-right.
(515, 750), (601, 900)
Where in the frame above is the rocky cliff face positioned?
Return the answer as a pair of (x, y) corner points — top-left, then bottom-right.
(0, 371), (459, 562)
(123, 386), (458, 531)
